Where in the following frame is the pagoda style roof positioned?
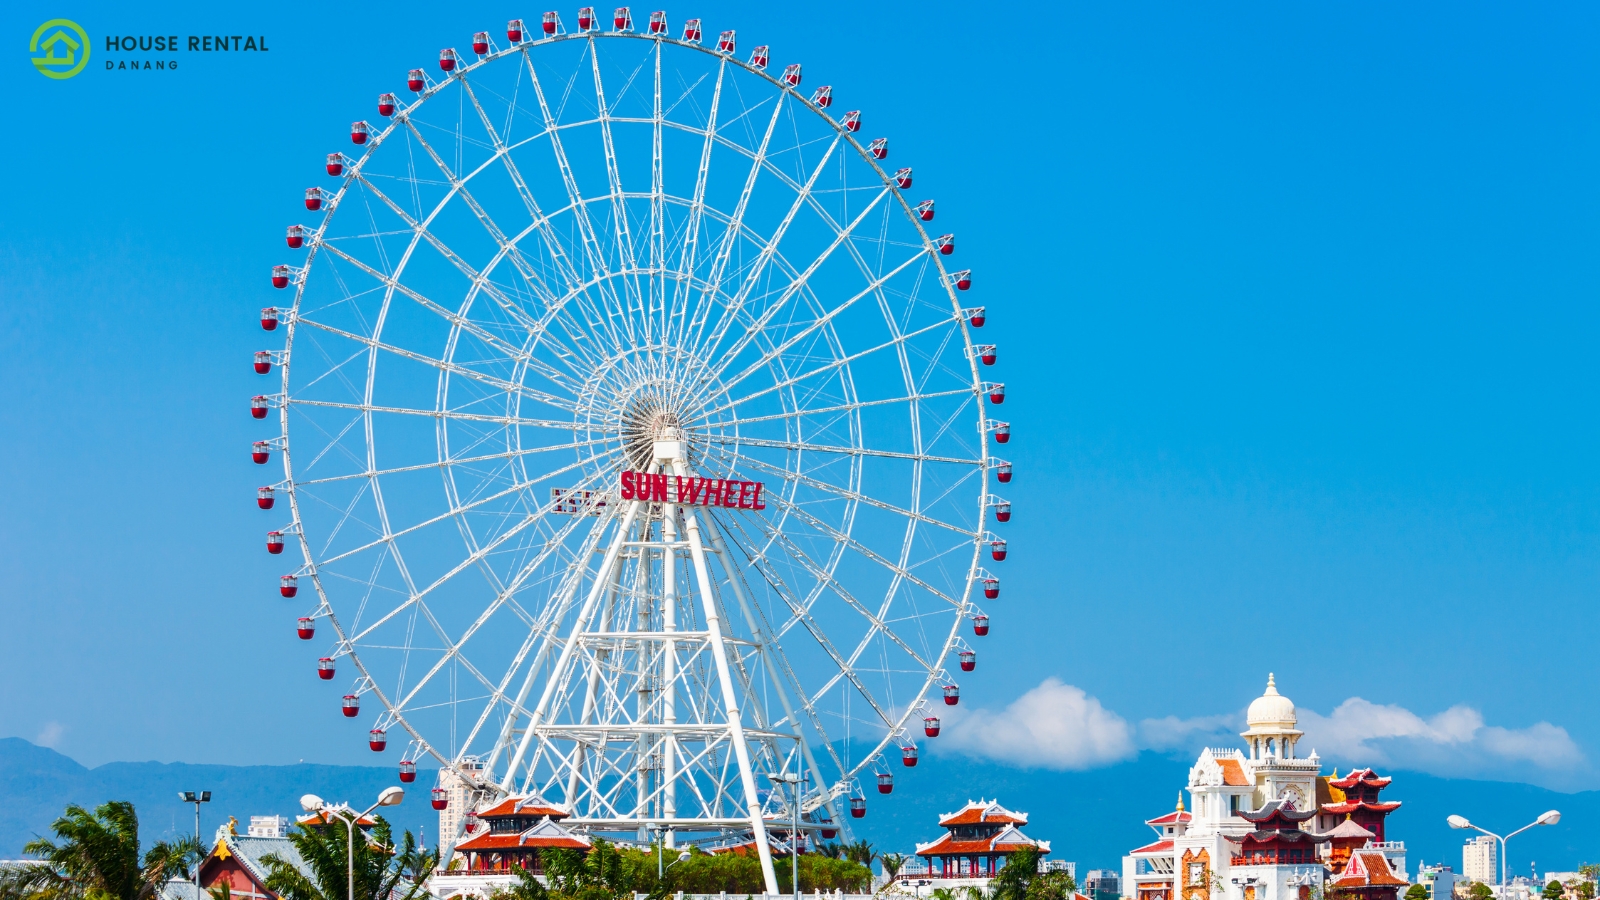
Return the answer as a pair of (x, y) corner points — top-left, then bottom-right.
(1321, 818), (1376, 842)
(197, 831), (314, 895)
(938, 799), (1028, 827)
(455, 817), (589, 852)
(295, 810), (375, 828)
(1237, 799), (1317, 824)
(1129, 839), (1175, 856)
(1321, 800), (1402, 815)
(1329, 852), (1408, 887)
(916, 823), (1049, 857)
(1328, 768), (1392, 790)
(474, 796), (570, 820)
(1145, 810), (1193, 826)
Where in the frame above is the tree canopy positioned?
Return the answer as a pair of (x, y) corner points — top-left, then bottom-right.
(0, 801), (201, 900)
(259, 817), (434, 900)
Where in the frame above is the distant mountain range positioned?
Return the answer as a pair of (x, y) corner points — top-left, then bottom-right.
(3, 737), (1595, 877)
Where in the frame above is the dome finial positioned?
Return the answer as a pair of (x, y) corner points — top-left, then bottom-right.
(1265, 673), (1278, 695)
(1176, 792), (1185, 812)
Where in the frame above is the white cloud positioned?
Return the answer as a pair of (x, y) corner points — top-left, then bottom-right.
(930, 680), (1587, 787)
(36, 721), (65, 748)
(936, 678), (1136, 770)
(1298, 698), (1585, 780)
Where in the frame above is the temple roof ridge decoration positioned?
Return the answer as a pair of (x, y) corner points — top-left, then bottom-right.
(937, 798), (1029, 827)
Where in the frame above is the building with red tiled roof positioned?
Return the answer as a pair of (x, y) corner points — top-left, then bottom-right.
(891, 799), (1054, 894)
(430, 795), (590, 899)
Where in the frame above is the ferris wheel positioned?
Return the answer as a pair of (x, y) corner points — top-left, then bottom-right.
(252, 9), (1012, 892)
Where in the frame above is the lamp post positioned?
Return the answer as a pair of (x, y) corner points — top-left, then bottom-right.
(301, 787), (405, 900)
(1448, 811), (1561, 894)
(768, 772), (805, 900)
(178, 792), (211, 887)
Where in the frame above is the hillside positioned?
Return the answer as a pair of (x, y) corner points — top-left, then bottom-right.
(3, 738), (1594, 876)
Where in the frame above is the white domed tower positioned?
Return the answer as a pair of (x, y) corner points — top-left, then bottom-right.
(1240, 674), (1319, 812)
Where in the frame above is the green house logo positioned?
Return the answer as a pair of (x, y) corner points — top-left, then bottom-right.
(31, 19), (90, 79)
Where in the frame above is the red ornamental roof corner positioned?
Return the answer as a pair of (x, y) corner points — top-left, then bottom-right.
(916, 824), (1049, 857)
(1321, 800), (1402, 815)
(1130, 839), (1175, 855)
(1145, 810), (1193, 826)
(937, 798), (1029, 827)
(295, 810), (376, 827)
(1328, 767), (1393, 790)
(454, 816), (590, 852)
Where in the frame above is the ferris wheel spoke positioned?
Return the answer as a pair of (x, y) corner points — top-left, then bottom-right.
(692, 133), (844, 368)
(707, 310), (960, 420)
(733, 455), (977, 539)
(521, 47), (633, 354)
(759, 491), (965, 611)
(700, 434), (975, 468)
(668, 55), (726, 348)
(694, 188), (899, 392)
(292, 397), (586, 432)
(295, 436), (618, 487)
(706, 386), (973, 428)
(588, 35), (646, 348)
(649, 42), (667, 345)
(296, 302), (582, 413)
(684, 90), (786, 352)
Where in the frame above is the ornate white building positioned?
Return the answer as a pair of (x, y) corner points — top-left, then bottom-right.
(1122, 677), (1407, 900)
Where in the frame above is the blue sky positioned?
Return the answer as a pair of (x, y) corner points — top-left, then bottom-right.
(3, 0), (1599, 799)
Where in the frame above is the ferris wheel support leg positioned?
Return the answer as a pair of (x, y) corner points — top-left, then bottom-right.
(568, 542), (626, 813)
(507, 497), (645, 795)
(672, 461), (779, 895)
(703, 517), (846, 841)
(661, 509), (680, 843)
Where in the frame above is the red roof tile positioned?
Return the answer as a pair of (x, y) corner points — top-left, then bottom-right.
(1145, 811), (1193, 826)
(1217, 760), (1250, 787)
(474, 797), (569, 820)
(455, 832), (588, 851)
(938, 800), (1029, 827)
(1130, 840), (1175, 855)
(1330, 853), (1408, 887)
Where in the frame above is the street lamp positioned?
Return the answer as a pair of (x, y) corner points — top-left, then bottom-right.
(301, 787), (405, 900)
(1448, 811), (1561, 892)
(768, 772), (806, 900)
(644, 822), (690, 880)
(178, 792), (212, 887)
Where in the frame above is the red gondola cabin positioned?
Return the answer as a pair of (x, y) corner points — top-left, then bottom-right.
(895, 168), (913, 189)
(902, 745), (919, 767)
(297, 617), (315, 639)
(432, 787), (448, 810)
(992, 422), (1010, 443)
(782, 64), (801, 86)
(508, 19), (524, 41)
(877, 772), (894, 794)
(681, 19), (701, 42)
(267, 531), (285, 554)
(811, 86), (832, 108)
(272, 266), (290, 289)
(994, 501), (1011, 523)
(472, 32), (490, 54)
(820, 818), (837, 839)
(306, 186), (326, 209)
(988, 383), (1005, 405)
(943, 684), (960, 705)
(924, 715), (941, 737)
(954, 270), (973, 291)
(369, 728), (387, 751)
(439, 48), (458, 71)
(982, 577), (999, 599)
(543, 12), (560, 35)
(341, 694), (360, 717)
(850, 796), (866, 818)
(973, 613), (990, 636)
(937, 234), (955, 255)
(262, 306), (282, 330)
(868, 138), (887, 159)
(977, 344), (995, 364)
(257, 486), (275, 509)
(351, 121), (370, 145)
(317, 657), (335, 679)
(959, 649), (976, 672)
(990, 539), (1007, 561)
(378, 93), (396, 116)
(648, 11), (667, 34)
(252, 395), (269, 419)
(717, 30), (734, 53)
(399, 759), (417, 782)
(613, 8), (632, 31)
(408, 69), (426, 92)
(913, 200), (934, 221)
(995, 461), (1012, 483)
(749, 46), (768, 68)
(280, 574), (298, 597)
(253, 442), (271, 464)
(968, 305), (985, 326)
(286, 225), (304, 249)
(842, 110), (860, 132)
(326, 154), (345, 176)
(578, 8), (595, 31)
(255, 351), (273, 374)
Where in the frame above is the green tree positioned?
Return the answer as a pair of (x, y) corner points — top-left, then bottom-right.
(0, 801), (201, 900)
(990, 847), (1074, 900)
(259, 818), (434, 900)
(1405, 885), (1431, 900)
(1545, 883), (1566, 900)
(844, 840), (877, 868)
(1469, 884), (1496, 900)
(881, 854), (908, 880)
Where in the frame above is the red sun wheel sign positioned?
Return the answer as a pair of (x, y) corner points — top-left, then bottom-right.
(251, 9), (1013, 891)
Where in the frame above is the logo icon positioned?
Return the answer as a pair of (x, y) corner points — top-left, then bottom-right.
(30, 19), (90, 79)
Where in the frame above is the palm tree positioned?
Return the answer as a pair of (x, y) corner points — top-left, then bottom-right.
(0, 801), (201, 900)
(844, 840), (877, 868)
(260, 818), (433, 900)
(880, 854), (908, 880)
